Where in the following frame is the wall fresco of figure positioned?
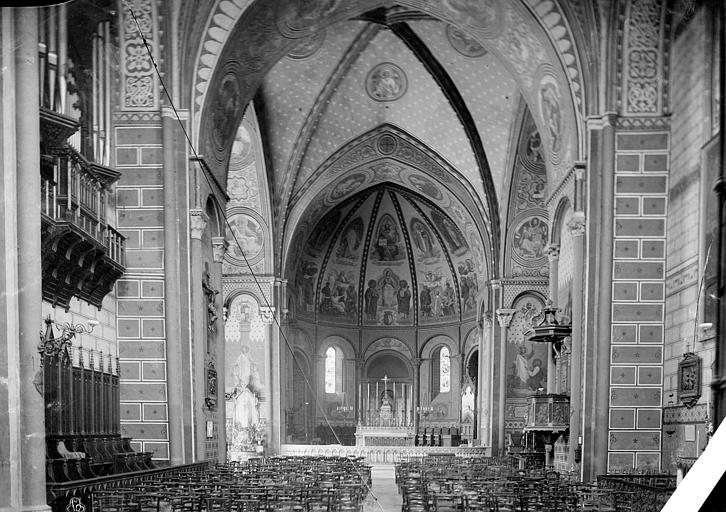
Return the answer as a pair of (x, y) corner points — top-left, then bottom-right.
(506, 296), (547, 398)
(430, 209), (467, 255)
(319, 267), (358, 321)
(371, 213), (405, 262)
(225, 295), (267, 452)
(362, 268), (412, 326)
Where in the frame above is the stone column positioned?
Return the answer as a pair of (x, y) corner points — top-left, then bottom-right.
(162, 106), (187, 465)
(189, 209), (208, 461)
(211, 236), (227, 461)
(312, 354), (325, 429)
(585, 115), (615, 480)
(15, 9), (51, 511)
(260, 304), (276, 452)
(412, 357), (421, 434)
(355, 358), (365, 424)
(546, 245), (560, 393)
(271, 279), (284, 453)
(568, 209), (587, 476)
(495, 308), (516, 456)
(478, 313), (493, 450)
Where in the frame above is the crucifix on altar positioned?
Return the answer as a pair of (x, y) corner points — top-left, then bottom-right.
(358, 375), (413, 427)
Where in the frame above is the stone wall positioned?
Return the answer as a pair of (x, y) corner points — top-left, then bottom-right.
(662, 6), (714, 472)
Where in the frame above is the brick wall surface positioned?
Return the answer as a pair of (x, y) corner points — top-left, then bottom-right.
(115, 120), (169, 461)
(608, 131), (669, 472)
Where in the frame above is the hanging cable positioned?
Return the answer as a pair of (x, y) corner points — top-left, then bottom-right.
(124, 3), (383, 507)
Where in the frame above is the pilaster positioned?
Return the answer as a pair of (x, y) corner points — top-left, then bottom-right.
(495, 308), (516, 456)
(15, 8), (51, 511)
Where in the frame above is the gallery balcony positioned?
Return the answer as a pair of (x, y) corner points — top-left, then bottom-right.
(40, 142), (125, 311)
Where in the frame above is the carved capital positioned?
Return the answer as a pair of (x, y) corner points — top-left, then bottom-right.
(490, 279), (502, 290)
(211, 236), (228, 263)
(567, 212), (586, 237)
(482, 311), (493, 328)
(190, 209), (208, 240)
(574, 161), (586, 181)
(412, 357), (422, 368)
(495, 308), (517, 328)
(546, 244), (560, 261)
(259, 306), (275, 324)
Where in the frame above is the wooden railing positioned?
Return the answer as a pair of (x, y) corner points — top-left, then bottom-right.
(40, 147), (124, 267)
(47, 462), (210, 512)
(597, 474), (676, 512)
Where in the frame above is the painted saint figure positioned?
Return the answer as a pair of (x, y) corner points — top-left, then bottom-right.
(364, 280), (379, 320)
(397, 280), (411, 319)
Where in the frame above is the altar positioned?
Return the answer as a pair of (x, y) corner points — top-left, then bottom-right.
(355, 375), (416, 446)
(354, 425), (415, 446)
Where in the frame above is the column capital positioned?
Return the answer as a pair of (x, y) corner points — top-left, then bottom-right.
(490, 279), (502, 290)
(567, 212), (586, 237)
(355, 357), (366, 369)
(574, 161), (586, 181)
(259, 305), (275, 324)
(482, 311), (494, 328)
(412, 357), (423, 368)
(211, 236), (228, 263)
(189, 209), (208, 240)
(546, 244), (560, 261)
(495, 308), (517, 327)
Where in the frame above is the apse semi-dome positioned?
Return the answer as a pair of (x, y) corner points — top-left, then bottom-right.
(292, 184), (480, 327)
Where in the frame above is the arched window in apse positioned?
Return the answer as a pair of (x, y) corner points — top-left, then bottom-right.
(440, 346), (450, 393)
(325, 346), (337, 393)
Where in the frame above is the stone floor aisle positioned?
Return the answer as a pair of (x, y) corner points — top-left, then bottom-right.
(363, 464), (402, 512)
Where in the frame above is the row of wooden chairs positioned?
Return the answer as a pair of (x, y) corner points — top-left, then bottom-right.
(396, 457), (632, 511)
(92, 456), (371, 512)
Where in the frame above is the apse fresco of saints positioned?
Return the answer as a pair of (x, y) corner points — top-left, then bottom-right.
(318, 269), (358, 320)
(457, 258), (478, 315)
(362, 269), (412, 326)
(430, 210), (467, 255)
(410, 218), (439, 262)
(335, 217), (364, 261)
(295, 259), (318, 314)
(308, 210), (341, 252)
(371, 214), (405, 262)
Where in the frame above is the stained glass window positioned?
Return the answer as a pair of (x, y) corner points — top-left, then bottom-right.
(440, 346), (450, 393)
(325, 347), (336, 393)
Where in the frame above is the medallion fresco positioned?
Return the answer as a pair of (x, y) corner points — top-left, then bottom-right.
(365, 62), (408, 102)
(446, 24), (488, 57)
(512, 217), (548, 261)
(287, 29), (326, 60)
(225, 213), (265, 264)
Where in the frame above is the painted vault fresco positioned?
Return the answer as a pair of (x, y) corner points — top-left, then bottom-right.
(292, 184), (483, 326)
